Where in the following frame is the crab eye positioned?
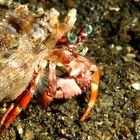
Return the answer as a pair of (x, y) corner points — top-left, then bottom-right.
(67, 32), (77, 44)
(86, 25), (93, 35)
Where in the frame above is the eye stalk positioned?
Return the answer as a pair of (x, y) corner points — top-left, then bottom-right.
(86, 25), (93, 35)
(67, 32), (77, 44)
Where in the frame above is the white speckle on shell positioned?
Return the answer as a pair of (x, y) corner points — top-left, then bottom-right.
(65, 8), (77, 30)
(32, 24), (47, 41)
(8, 60), (19, 68)
(40, 60), (48, 68)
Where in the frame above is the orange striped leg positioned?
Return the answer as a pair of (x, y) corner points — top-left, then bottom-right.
(0, 66), (43, 136)
(81, 67), (100, 121)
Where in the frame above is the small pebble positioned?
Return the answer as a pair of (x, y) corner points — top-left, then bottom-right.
(116, 46), (122, 51)
(0, 0), (12, 7)
(132, 82), (140, 90)
(17, 124), (23, 137)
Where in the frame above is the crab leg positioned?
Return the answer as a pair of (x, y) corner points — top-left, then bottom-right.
(0, 66), (43, 135)
(39, 62), (56, 106)
(81, 67), (100, 121)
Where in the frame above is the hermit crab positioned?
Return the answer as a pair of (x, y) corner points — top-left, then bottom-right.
(0, 4), (100, 136)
